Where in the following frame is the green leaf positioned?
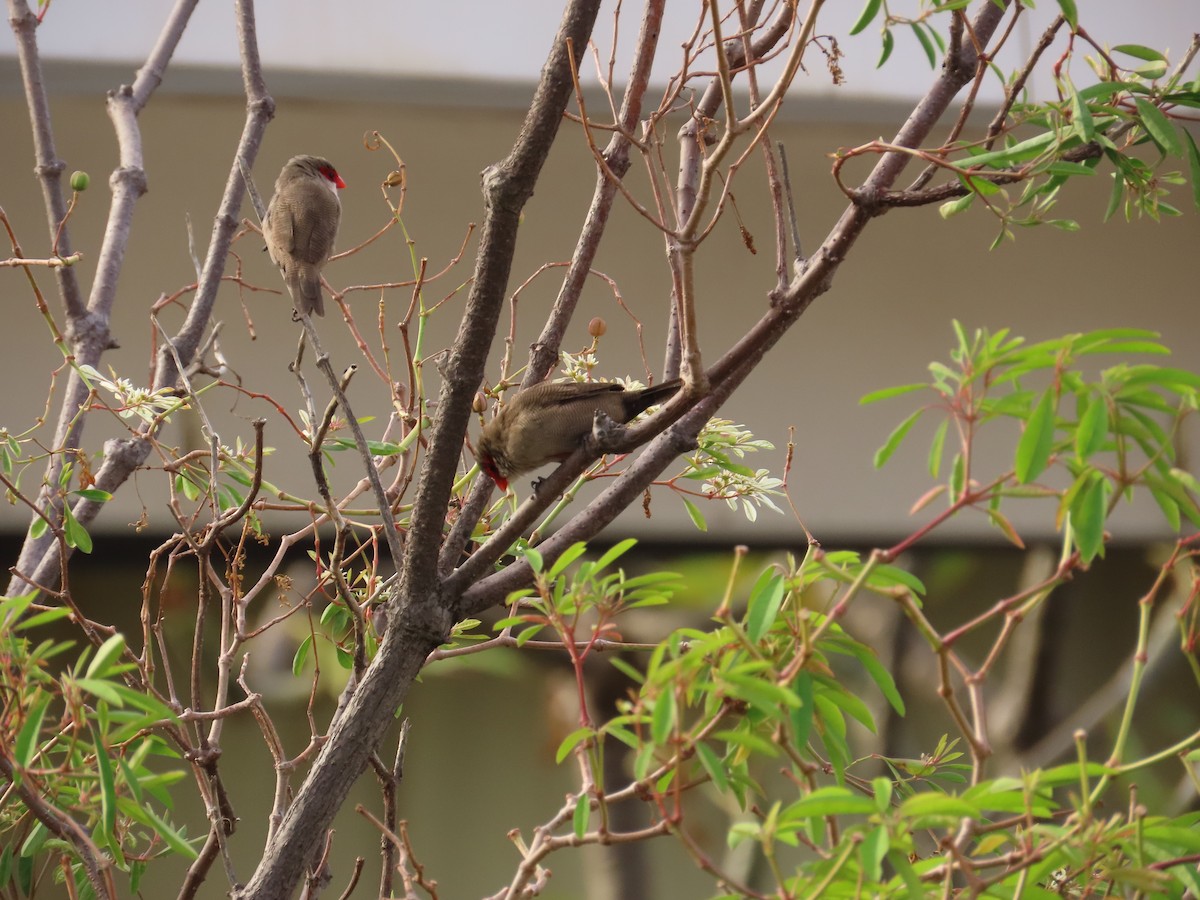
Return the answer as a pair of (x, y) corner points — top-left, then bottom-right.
(939, 193), (974, 218)
(744, 570), (786, 642)
(722, 671), (801, 712)
(651, 691), (676, 745)
(573, 794), (589, 838)
(1183, 128), (1200, 211)
(523, 547), (543, 574)
(1134, 98), (1183, 156)
(546, 542), (587, 581)
(860, 826), (890, 882)
(1054, 0), (1078, 30)
(870, 564), (926, 597)
(849, 0), (882, 36)
(1071, 473), (1109, 563)
(92, 725), (117, 842)
(681, 497), (707, 531)
(927, 418), (948, 478)
(695, 742), (729, 792)
(86, 633), (126, 678)
(1074, 395), (1109, 461)
(1104, 169), (1125, 222)
(860, 383), (926, 405)
(826, 636), (905, 716)
(780, 786), (876, 819)
(15, 693), (52, 769)
(911, 22), (937, 68)
(62, 503), (92, 553)
(1015, 388), (1057, 484)
(963, 131), (1057, 169)
(137, 805), (198, 860)
(76, 677), (123, 705)
(591, 538), (636, 572)
(72, 488), (113, 502)
(899, 792), (981, 821)
(877, 27), (894, 68)
(292, 635), (312, 676)
(874, 409), (923, 469)
(556, 727), (592, 764)
(1112, 44), (1167, 62)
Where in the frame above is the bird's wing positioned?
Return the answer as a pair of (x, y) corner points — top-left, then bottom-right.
(288, 182), (341, 265)
(522, 381), (625, 408)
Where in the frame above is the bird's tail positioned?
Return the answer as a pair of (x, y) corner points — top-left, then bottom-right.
(626, 377), (683, 417)
(290, 269), (325, 317)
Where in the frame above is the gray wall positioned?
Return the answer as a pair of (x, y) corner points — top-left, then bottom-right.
(2, 63), (1196, 544)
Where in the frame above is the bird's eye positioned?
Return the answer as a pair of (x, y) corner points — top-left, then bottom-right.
(320, 166), (346, 189)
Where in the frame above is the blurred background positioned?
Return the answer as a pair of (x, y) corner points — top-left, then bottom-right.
(2, 2), (1197, 897)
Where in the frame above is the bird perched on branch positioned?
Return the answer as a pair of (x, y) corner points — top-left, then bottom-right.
(263, 155), (346, 317)
(476, 379), (682, 491)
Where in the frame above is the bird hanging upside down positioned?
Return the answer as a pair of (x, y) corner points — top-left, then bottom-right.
(476, 378), (683, 492)
(263, 155), (346, 317)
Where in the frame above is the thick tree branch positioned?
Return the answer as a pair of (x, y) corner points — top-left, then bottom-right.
(235, 3), (604, 898)
(5, 0), (200, 597)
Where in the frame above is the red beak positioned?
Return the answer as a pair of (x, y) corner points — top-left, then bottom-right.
(333, 173), (347, 189)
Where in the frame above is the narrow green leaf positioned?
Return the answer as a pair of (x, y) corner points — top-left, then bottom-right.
(15, 694), (52, 769)
(523, 547), (543, 574)
(92, 725), (117, 841)
(745, 571), (786, 642)
(1112, 44), (1167, 62)
(1054, 0), (1078, 30)
(860, 826), (890, 882)
(1148, 480), (1182, 531)
(556, 727), (592, 764)
(911, 22), (937, 68)
(939, 193), (975, 218)
(873, 409), (923, 469)
(1134, 98), (1183, 155)
(1015, 388), (1057, 484)
(827, 636), (905, 716)
(695, 742), (729, 791)
(927, 418), (948, 478)
(860, 383), (926, 405)
(1104, 169), (1125, 222)
(780, 786), (875, 819)
(1074, 394), (1109, 460)
(849, 0), (882, 36)
(86, 633), (126, 679)
(963, 131), (1057, 168)
(1, 591), (38, 628)
(877, 28), (894, 68)
(63, 503), (92, 553)
(13, 606), (72, 631)
(592, 538), (637, 573)
(1071, 473), (1109, 563)
(573, 794), (589, 839)
(137, 805), (198, 859)
(292, 634), (312, 676)
(681, 497), (707, 532)
(76, 677), (123, 705)
(546, 542), (587, 582)
(790, 671), (814, 747)
(899, 792), (981, 821)
(1182, 128), (1200, 211)
(651, 691), (676, 745)
(72, 488), (113, 502)
(722, 671), (801, 712)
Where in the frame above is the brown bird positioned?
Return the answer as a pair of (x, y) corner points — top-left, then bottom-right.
(476, 378), (682, 491)
(262, 155), (346, 317)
